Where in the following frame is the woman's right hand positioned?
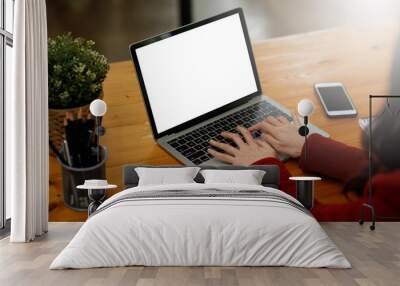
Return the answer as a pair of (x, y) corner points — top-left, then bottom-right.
(249, 115), (305, 158)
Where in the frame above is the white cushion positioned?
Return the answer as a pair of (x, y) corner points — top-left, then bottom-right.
(200, 169), (266, 185)
(135, 167), (201, 186)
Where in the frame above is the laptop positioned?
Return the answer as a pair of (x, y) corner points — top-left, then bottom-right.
(129, 8), (328, 166)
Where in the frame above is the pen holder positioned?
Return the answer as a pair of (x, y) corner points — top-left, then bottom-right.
(58, 145), (108, 211)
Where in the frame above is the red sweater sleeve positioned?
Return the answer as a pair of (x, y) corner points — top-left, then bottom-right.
(252, 157), (366, 221)
(299, 134), (368, 182)
(252, 157), (296, 198)
(251, 137), (400, 222)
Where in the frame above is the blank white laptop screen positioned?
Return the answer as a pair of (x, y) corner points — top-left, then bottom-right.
(135, 13), (258, 134)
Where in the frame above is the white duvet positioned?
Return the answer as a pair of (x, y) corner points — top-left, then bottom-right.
(50, 183), (351, 269)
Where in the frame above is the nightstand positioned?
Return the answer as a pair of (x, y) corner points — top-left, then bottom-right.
(77, 180), (117, 216)
(289, 177), (321, 210)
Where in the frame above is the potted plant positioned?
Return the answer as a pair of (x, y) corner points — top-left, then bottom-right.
(48, 33), (109, 149)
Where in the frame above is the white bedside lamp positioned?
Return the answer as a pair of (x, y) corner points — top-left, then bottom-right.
(297, 99), (315, 160)
(90, 99), (108, 162)
(291, 99), (319, 209)
(297, 99), (314, 134)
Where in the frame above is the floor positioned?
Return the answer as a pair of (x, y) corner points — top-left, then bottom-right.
(0, 222), (399, 285)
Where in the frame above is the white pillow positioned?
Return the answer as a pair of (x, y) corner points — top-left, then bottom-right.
(200, 169), (266, 185)
(135, 167), (201, 186)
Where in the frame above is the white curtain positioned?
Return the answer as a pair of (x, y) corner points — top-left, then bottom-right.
(8, 0), (49, 242)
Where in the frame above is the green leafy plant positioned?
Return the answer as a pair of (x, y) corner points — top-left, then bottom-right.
(48, 33), (109, 109)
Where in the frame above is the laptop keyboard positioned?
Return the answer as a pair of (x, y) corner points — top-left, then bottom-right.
(167, 101), (292, 165)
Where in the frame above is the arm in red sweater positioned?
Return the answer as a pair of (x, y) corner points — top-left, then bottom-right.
(251, 137), (400, 221)
(298, 134), (368, 182)
(252, 157), (367, 221)
(252, 157), (296, 198)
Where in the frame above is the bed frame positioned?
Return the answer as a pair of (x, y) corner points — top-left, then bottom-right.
(123, 165), (280, 189)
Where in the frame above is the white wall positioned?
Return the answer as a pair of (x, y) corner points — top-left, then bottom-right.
(193, 0), (400, 41)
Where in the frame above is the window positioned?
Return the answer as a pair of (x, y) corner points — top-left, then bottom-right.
(1, 0), (14, 230)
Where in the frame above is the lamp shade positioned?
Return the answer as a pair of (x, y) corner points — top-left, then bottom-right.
(90, 99), (107, 117)
(298, 99), (314, 117)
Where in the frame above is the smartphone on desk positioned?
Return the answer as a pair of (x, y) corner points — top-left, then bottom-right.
(314, 82), (357, 117)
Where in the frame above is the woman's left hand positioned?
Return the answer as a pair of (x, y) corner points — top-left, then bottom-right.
(208, 126), (277, 166)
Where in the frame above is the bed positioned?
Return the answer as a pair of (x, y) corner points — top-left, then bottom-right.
(50, 165), (350, 269)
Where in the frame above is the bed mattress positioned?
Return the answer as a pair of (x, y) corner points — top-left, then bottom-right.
(50, 183), (350, 269)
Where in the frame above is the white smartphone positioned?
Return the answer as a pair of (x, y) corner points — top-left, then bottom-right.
(314, 82), (357, 117)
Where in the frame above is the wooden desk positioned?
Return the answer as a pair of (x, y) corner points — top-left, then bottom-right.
(49, 23), (399, 221)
